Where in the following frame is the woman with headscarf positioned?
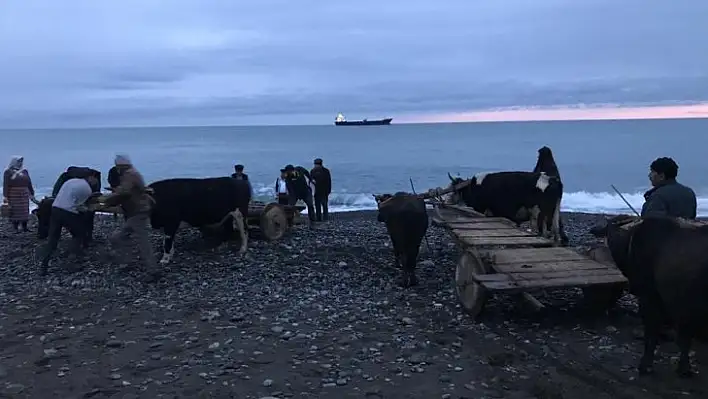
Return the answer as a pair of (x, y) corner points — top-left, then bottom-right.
(2, 156), (36, 232)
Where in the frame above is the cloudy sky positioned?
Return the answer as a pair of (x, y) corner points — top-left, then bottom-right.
(1, 0), (708, 127)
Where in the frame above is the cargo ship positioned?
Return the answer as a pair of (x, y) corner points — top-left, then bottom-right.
(334, 113), (392, 126)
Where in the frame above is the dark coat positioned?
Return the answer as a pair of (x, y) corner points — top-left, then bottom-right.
(310, 165), (332, 196)
(641, 180), (697, 219)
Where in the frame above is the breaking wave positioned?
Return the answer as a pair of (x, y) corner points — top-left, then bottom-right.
(17, 185), (708, 217)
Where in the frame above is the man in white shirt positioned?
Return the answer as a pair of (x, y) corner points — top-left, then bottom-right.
(39, 175), (97, 275)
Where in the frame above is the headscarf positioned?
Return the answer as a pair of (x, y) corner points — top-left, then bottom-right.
(114, 154), (132, 166)
(7, 156), (25, 179)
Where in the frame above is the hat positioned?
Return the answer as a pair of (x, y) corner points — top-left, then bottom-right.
(313, 158), (323, 165)
(280, 168), (287, 173)
(284, 164), (295, 172)
(115, 154), (132, 166)
(234, 164), (244, 171)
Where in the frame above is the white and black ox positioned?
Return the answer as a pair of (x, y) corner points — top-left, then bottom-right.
(147, 177), (252, 264)
(373, 192), (429, 288)
(447, 171), (563, 243)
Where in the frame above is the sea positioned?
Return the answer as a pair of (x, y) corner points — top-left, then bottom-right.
(1, 118), (706, 215)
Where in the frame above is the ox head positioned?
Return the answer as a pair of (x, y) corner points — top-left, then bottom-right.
(533, 146), (560, 177)
(446, 172), (475, 205)
(373, 193), (395, 222)
(596, 215), (641, 276)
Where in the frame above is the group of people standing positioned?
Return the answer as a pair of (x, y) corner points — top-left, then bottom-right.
(233, 158), (333, 225)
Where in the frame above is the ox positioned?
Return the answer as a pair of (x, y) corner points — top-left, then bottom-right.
(604, 216), (708, 377)
(373, 192), (429, 288)
(35, 166), (102, 241)
(148, 177), (251, 264)
(532, 146), (569, 244)
(447, 171), (563, 243)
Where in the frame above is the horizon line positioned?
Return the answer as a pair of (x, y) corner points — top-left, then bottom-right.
(2, 103), (708, 130)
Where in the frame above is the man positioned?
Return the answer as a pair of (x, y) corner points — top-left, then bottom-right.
(642, 157), (696, 219)
(104, 154), (161, 282)
(283, 164), (315, 225)
(274, 168), (289, 205)
(232, 164), (253, 197)
(310, 158), (332, 222)
(39, 174), (97, 275)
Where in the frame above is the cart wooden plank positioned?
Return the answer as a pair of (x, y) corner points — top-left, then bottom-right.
(457, 235), (554, 247)
(444, 204), (487, 217)
(487, 247), (589, 264)
(455, 229), (535, 238)
(494, 260), (618, 274)
(473, 273), (626, 292)
(445, 222), (519, 230)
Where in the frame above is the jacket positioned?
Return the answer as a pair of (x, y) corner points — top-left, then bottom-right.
(286, 166), (312, 199)
(641, 179), (697, 219)
(310, 165), (332, 196)
(105, 167), (152, 217)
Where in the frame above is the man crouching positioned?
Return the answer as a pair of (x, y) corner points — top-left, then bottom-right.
(374, 192), (429, 288)
(38, 174), (98, 275)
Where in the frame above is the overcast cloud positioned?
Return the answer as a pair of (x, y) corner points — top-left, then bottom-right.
(1, 0), (707, 127)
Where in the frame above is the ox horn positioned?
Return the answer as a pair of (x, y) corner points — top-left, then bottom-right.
(447, 172), (455, 182)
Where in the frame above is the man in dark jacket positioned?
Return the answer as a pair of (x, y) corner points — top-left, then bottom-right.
(283, 164), (315, 224)
(231, 164), (253, 197)
(642, 157), (696, 219)
(310, 158), (332, 221)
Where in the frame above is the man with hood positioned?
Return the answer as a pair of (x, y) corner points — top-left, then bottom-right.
(103, 154), (161, 282)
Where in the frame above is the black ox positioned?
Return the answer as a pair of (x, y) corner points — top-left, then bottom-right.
(602, 215), (708, 377)
(447, 171), (563, 243)
(148, 177), (252, 264)
(34, 166), (102, 242)
(373, 192), (429, 288)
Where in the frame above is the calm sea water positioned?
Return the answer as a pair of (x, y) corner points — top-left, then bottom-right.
(1, 118), (706, 215)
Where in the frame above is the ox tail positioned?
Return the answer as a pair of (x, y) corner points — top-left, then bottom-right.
(551, 198), (561, 243)
(230, 209), (248, 254)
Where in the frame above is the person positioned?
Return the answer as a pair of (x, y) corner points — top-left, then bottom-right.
(283, 164), (316, 225)
(3, 156), (37, 232)
(274, 168), (289, 205)
(641, 157), (696, 219)
(104, 154), (161, 282)
(231, 164), (253, 197)
(38, 175), (97, 275)
(310, 158), (332, 222)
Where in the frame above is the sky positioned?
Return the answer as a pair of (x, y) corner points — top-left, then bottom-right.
(2, 0), (708, 128)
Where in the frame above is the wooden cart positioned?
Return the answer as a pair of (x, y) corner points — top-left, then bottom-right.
(84, 198), (302, 242)
(432, 203), (628, 318)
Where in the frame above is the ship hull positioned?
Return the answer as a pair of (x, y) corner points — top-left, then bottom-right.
(335, 118), (392, 126)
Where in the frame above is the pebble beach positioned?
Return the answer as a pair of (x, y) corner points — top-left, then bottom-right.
(1, 210), (707, 398)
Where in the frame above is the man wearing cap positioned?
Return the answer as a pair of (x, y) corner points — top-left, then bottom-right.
(231, 164), (253, 197)
(642, 156), (696, 219)
(310, 158), (332, 222)
(104, 154), (161, 282)
(283, 164), (316, 225)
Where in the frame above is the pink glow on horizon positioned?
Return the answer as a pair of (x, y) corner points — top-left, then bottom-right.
(398, 103), (708, 124)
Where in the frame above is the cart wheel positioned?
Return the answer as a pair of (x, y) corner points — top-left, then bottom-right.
(260, 203), (288, 241)
(455, 251), (489, 319)
(581, 246), (626, 311)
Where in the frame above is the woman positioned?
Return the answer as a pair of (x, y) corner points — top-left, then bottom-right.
(3, 156), (36, 232)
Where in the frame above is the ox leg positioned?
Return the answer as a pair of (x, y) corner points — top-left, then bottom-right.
(550, 198), (562, 243)
(231, 209), (248, 254)
(390, 235), (403, 268)
(400, 242), (421, 288)
(637, 297), (661, 375)
(160, 223), (179, 264)
(676, 324), (695, 377)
